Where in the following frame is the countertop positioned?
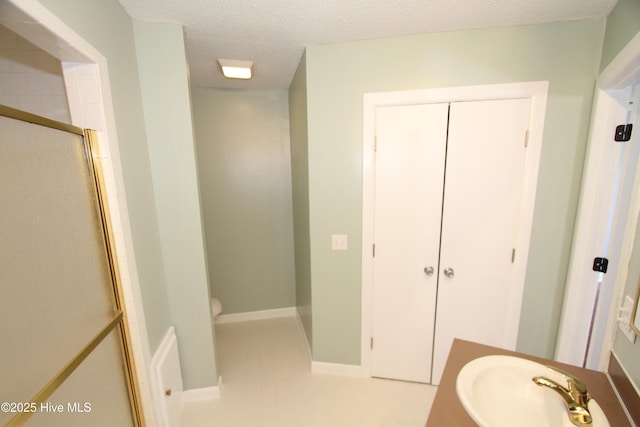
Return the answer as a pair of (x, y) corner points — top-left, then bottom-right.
(425, 339), (631, 426)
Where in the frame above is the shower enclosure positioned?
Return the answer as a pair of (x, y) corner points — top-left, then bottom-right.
(0, 105), (141, 426)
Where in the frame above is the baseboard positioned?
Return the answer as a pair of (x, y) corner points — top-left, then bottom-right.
(292, 308), (365, 378)
(183, 376), (223, 402)
(215, 307), (365, 378)
(294, 308), (312, 362)
(215, 306), (296, 324)
(311, 361), (367, 377)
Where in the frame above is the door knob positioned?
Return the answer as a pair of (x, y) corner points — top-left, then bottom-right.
(424, 266), (434, 276)
(443, 267), (455, 278)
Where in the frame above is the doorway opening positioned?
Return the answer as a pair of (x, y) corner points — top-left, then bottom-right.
(557, 31), (640, 370)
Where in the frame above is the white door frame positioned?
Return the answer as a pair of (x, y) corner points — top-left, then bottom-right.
(361, 81), (549, 375)
(1, 0), (157, 424)
(556, 31), (640, 370)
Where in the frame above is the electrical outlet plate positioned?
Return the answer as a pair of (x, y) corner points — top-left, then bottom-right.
(331, 234), (348, 251)
(618, 296), (637, 344)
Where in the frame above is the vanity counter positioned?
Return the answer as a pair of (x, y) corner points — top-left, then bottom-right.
(425, 339), (631, 426)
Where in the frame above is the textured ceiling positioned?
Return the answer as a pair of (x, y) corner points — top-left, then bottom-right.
(118, 0), (617, 90)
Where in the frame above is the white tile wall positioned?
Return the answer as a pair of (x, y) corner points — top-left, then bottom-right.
(61, 59), (158, 426)
(0, 25), (70, 122)
(62, 63), (106, 130)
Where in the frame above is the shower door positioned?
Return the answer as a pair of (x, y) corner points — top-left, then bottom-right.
(0, 106), (140, 426)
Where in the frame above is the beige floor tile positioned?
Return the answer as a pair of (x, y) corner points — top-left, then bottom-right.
(179, 316), (436, 427)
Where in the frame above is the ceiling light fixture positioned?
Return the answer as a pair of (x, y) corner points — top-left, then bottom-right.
(218, 58), (253, 80)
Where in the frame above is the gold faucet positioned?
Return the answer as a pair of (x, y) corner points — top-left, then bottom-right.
(532, 365), (592, 426)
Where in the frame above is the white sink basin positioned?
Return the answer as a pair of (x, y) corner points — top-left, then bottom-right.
(456, 355), (610, 427)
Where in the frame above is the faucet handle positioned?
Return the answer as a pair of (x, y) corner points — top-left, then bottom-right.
(545, 365), (588, 395)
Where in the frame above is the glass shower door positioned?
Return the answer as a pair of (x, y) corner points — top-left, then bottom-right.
(0, 106), (139, 426)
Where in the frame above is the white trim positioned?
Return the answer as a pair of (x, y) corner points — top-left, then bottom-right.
(293, 307), (364, 377)
(182, 377), (223, 401)
(294, 307), (313, 363)
(311, 361), (367, 377)
(150, 327), (183, 427)
(214, 306), (297, 324)
(554, 89), (620, 366)
(593, 114), (640, 368)
(600, 32), (640, 89)
(361, 81), (549, 377)
(3, 1), (157, 426)
(557, 30), (640, 369)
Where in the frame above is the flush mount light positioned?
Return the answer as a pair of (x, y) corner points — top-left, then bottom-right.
(218, 58), (253, 80)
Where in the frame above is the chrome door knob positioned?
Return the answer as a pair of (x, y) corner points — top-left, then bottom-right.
(424, 266), (434, 276)
(443, 267), (455, 278)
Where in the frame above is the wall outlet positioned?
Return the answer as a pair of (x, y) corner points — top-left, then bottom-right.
(331, 234), (348, 251)
(618, 295), (637, 344)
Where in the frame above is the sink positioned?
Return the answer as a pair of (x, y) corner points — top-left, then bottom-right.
(456, 355), (610, 427)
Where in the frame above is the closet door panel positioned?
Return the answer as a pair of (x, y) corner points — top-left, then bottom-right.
(431, 98), (531, 384)
(371, 103), (449, 383)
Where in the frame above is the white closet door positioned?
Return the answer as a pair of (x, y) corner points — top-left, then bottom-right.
(371, 103), (449, 383)
(431, 98), (532, 384)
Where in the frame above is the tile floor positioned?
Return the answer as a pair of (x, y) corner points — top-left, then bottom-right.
(179, 316), (437, 427)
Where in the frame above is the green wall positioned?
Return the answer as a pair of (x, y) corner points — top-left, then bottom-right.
(134, 22), (217, 389)
(302, 19), (605, 364)
(192, 88), (295, 314)
(601, 0), (640, 71)
(289, 53), (313, 348)
(38, 0), (172, 354)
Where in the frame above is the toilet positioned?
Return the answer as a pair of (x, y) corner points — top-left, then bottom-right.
(210, 298), (222, 317)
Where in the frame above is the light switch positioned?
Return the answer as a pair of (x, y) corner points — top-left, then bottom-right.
(618, 295), (637, 344)
(331, 234), (348, 251)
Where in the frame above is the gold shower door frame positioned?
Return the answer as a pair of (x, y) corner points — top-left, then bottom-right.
(0, 105), (143, 426)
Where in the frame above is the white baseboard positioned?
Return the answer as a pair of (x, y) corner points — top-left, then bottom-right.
(215, 307), (366, 379)
(215, 306), (297, 324)
(294, 308), (312, 362)
(311, 361), (367, 377)
(183, 376), (223, 402)
(292, 308), (366, 378)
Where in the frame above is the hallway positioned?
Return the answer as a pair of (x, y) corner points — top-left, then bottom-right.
(179, 316), (436, 427)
